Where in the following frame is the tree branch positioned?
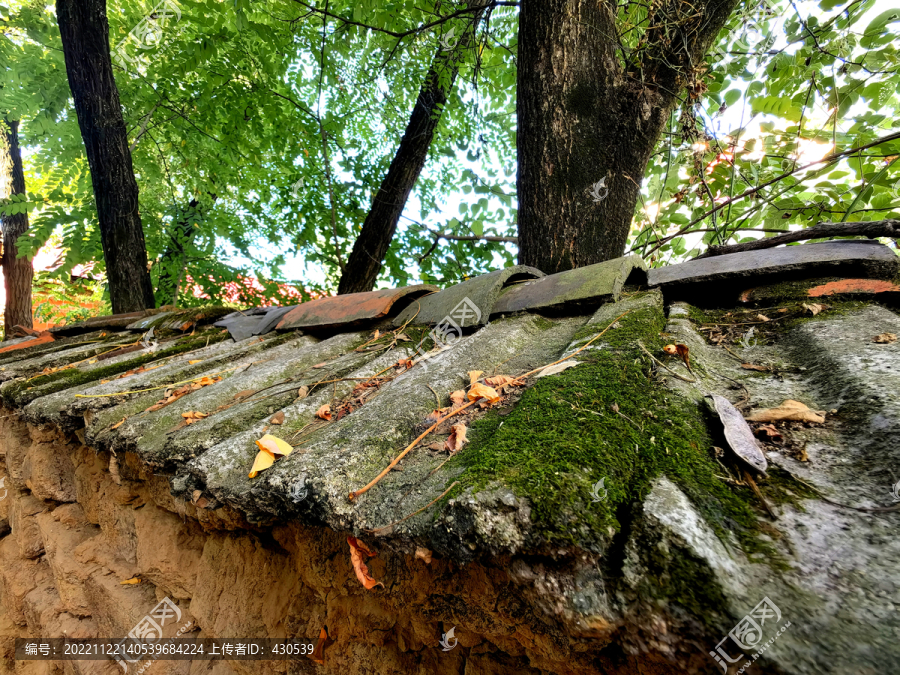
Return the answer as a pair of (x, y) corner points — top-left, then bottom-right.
(695, 219), (900, 258)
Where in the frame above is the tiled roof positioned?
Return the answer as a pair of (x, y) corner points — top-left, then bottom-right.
(1, 240), (899, 674)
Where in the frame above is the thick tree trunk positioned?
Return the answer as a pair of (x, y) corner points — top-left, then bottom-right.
(55, 0), (155, 313)
(517, 0), (741, 273)
(337, 1), (489, 295)
(0, 119), (34, 336)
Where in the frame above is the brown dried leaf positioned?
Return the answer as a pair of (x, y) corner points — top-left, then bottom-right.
(444, 423), (468, 454)
(484, 374), (526, 387)
(182, 411), (208, 420)
(449, 390), (466, 408)
(756, 314), (770, 322)
(468, 370), (484, 385)
(611, 402), (620, 414)
(874, 332), (897, 344)
(233, 389), (256, 400)
(745, 400), (825, 424)
(110, 417), (127, 430)
(316, 404), (332, 421)
(270, 411), (285, 425)
(710, 395), (767, 473)
(802, 303), (827, 316)
(347, 536), (384, 590)
(188, 359), (202, 365)
(741, 363), (771, 372)
(313, 362), (327, 368)
(424, 410), (442, 425)
(754, 423), (783, 443)
(297, 385), (309, 399)
(468, 382), (500, 404)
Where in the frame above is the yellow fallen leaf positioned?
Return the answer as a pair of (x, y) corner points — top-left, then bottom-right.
(255, 433), (293, 457)
(874, 333), (897, 344)
(316, 404), (332, 421)
(467, 370), (484, 385)
(347, 536), (384, 590)
(745, 399), (825, 424)
(248, 448), (276, 478)
(468, 382), (500, 404)
(188, 359), (202, 365)
(120, 577), (141, 585)
(111, 417), (127, 430)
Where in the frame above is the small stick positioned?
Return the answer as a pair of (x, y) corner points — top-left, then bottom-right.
(743, 469), (777, 519)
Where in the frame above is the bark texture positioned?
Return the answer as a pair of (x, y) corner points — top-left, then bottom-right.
(55, 0), (155, 313)
(517, 0), (742, 273)
(0, 119), (34, 335)
(337, 1), (489, 295)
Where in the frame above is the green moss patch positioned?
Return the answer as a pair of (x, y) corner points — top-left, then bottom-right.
(446, 307), (791, 566)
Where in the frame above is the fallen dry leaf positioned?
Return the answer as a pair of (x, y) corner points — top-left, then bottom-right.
(397, 358), (413, 369)
(449, 390), (466, 408)
(248, 448), (276, 478)
(873, 333), (897, 344)
(741, 363), (771, 372)
(444, 423), (468, 453)
(191, 489), (203, 504)
(311, 627), (328, 664)
(535, 362), (580, 378)
(316, 404), (332, 421)
(756, 314), (770, 322)
(270, 411), (285, 425)
(188, 359), (202, 365)
(468, 382), (500, 404)
(119, 577), (141, 585)
(675, 344), (691, 370)
(233, 389), (256, 400)
(110, 417), (127, 430)
(611, 402), (620, 414)
(255, 433), (293, 457)
(710, 395), (767, 473)
(415, 546), (433, 564)
(468, 370), (484, 385)
(347, 536), (384, 590)
(484, 374), (526, 387)
(754, 424), (783, 443)
(426, 442), (444, 451)
(182, 411), (208, 420)
(745, 399), (825, 424)
(297, 385), (309, 399)
(802, 303), (827, 316)
(313, 362), (327, 368)
(372, 329), (381, 340)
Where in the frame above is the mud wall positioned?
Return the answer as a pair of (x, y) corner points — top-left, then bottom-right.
(0, 413), (663, 675)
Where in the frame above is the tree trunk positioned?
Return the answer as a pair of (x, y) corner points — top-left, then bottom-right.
(517, 0), (741, 274)
(337, 1), (489, 295)
(55, 0), (155, 313)
(0, 119), (34, 336)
